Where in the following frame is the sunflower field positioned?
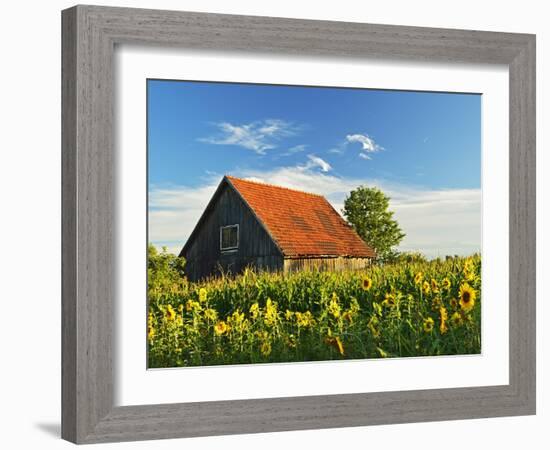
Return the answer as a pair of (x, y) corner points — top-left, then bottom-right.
(147, 246), (481, 368)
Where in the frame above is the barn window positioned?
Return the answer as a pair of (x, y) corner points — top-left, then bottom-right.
(220, 224), (239, 251)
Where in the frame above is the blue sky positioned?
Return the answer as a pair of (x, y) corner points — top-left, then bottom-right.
(148, 79), (481, 257)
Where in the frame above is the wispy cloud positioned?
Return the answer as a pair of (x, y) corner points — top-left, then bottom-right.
(327, 143), (346, 155)
(346, 133), (383, 159)
(326, 133), (384, 160)
(149, 180), (221, 255)
(281, 144), (308, 156)
(149, 164), (480, 258)
(198, 119), (298, 155)
(303, 154), (332, 172)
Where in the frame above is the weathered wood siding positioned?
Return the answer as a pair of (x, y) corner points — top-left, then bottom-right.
(184, 184), (283, 281)
(283, 256), (371, 273)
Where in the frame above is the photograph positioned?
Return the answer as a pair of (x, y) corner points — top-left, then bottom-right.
(146, 79), (482, 368)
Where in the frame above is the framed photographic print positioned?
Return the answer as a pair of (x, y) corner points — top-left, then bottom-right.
(62, 5), (536, 444)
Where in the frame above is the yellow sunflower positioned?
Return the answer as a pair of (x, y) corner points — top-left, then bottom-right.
(286, 334), (297, 349)
(198, 287), (208, 303)
(458, 283), (476, 312)
(325, 335), (345, 356)
(414, 272), (423, 285)
(204, 308), (218, 321)
(462, 259), (476, 281)
(431, 279), (440, 294)
(368, 315), (380, 338)
(439, 306), (448, 334)
(186, 299), (201, 313)
(264, 298), (278, 327)
(442, 278), (451, 290)
(260, 341), (272, 356)
(165, 304), (176, 321)
(423, 317), (435, 333)
(422, 280), (431, 295)
(230, 310), (245, 327)
(362, 275), (373, 291)
(342, 310), (353, 323)
(328, 292), (341, 318)
(249, 302), (260, 320)
(450, 311), (464, 327)
(214, 320), (229, 336)
(382, 292), (396, 308)
(295, 311), (315, 328)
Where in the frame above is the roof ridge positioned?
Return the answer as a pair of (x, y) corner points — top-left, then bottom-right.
(225, 175), (324, 198)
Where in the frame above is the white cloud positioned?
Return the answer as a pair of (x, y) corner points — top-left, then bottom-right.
(303, 154), (332, 172)
(281, 144), (307, 156)
(198, 119), (297, 155)
(148, 179), (220, 255)
(327, 140), (348, 154)
(346, 133), (382, 152)
(346, 133), (383, 160)
(149, 166), (480, 259)
(325, 133), (384, 159)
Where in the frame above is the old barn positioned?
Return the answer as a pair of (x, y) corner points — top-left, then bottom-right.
(179, 176), (376, 281)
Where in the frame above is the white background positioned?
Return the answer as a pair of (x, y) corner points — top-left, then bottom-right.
(116, 48), (509, 405)
(0, 1), (546, 449)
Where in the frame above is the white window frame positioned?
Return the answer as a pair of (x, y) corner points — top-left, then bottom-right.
(220, 224), (239, 252)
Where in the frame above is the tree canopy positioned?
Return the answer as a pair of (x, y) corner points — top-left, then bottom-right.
(342, 186), (405, 261)
(148, 244), (187, 291)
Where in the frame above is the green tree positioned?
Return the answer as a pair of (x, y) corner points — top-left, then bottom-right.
(148, 244), (187, 294)
(342, 186), (405, 261)
(390, 251), (427, 264)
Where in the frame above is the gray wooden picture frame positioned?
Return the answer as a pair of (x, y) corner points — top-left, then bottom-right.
(61, 5), (536, 444)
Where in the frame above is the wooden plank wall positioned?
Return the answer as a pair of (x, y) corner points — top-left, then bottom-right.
(283, 257), (371, 273)
(184, 184), (283, 281)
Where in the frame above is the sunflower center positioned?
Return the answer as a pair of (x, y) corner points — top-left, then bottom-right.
(462, 292), (471, 303)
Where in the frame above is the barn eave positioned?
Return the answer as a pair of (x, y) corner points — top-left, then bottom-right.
(283, 253), (374, 259)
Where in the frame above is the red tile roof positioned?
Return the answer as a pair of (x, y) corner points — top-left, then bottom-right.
(226, 176), (376, 258)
